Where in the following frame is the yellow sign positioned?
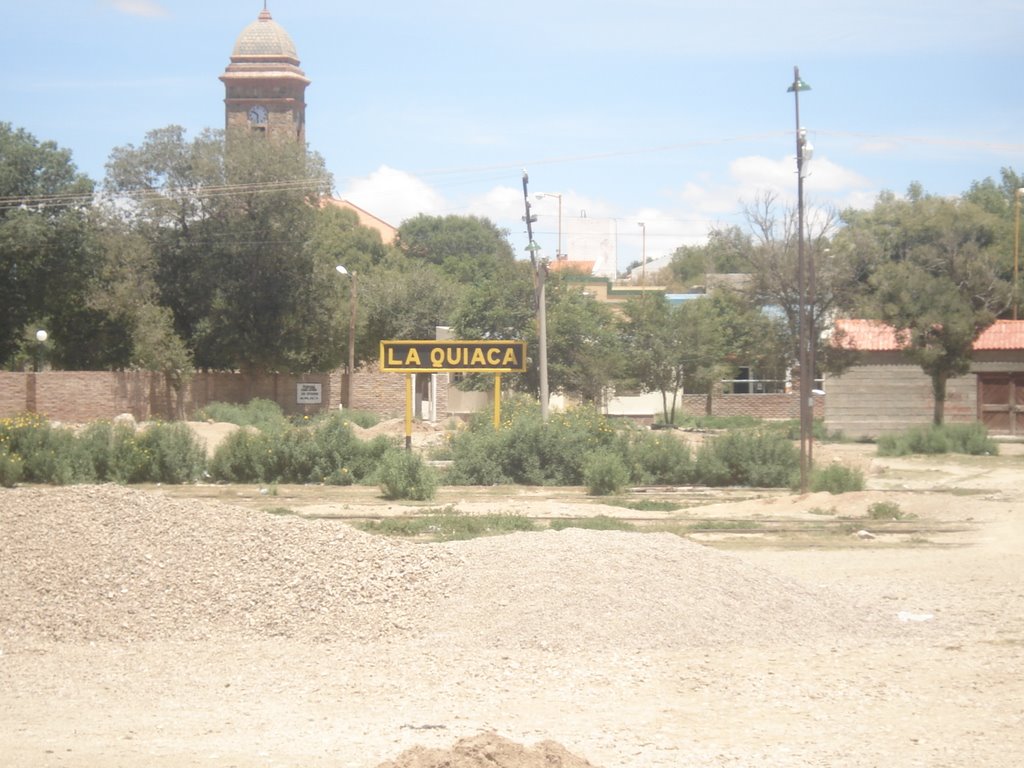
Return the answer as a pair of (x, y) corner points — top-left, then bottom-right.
(379, 340), (527, 373)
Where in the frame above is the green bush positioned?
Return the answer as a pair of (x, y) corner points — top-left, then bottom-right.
(196, 399), (289, 433)
(378, 449), (438, 500)
(78, 420), (150, 483)
(877, 423), (998, 457)
(868, 500), (905, 519)
(137, 422), (207, 484)
(10, 420), (90, 485)
(446, 403), (623, 486)
(0, 447), (23, 487)
(809, 463), (865, 494)
(626, 430), (693, 485)
(583, 449), (630, 495)
(208, 428), (275, 482)
(207, 414), (394, 485)
(694, 429), (798, 487)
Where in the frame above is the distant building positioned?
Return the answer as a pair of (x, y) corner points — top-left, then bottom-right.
(322, 198), (398, 245)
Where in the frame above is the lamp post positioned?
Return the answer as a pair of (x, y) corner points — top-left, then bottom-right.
(34, 329), (47, 373)
(638, 221), (647, 285)
(335, 265), (357, 410)
(535, 192), (563, 260)
(788, 65), (813, 493)
(1015, 187), (1023, 321)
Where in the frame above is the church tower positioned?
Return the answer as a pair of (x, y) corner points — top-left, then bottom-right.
(220, 6), (310, 141)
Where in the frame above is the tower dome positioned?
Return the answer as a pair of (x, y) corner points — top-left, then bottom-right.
(220, 6), (310, 142)
(231, 8), (299, 61)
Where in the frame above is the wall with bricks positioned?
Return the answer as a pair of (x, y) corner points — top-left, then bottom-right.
(823, 357), (975, 438)
(2, 367), (818, 426)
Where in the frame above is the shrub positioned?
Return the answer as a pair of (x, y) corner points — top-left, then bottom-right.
(0, 447), (23, 487)
(78, 420), (149, 483)
(877, 423), (999, 457)
(626, 430), (693, 485)
(583, 449), (630, 496)
(137, 422), (207, 484)
(868, 500), (904, 519)
(378, 449), (438, 500)
(196, 399), (289, 434)
(208, 428), (275, 482)
(809, 463), (865, 494)
(694, 429), (798, 487)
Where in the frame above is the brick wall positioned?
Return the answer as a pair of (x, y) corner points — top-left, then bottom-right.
(2, 368), (819, 425)
(823, 359), (977, 438)
(0, 370), (344, 423)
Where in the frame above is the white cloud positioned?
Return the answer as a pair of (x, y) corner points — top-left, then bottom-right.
(105, 0), (170, 19)
(340, 166), (447, 227)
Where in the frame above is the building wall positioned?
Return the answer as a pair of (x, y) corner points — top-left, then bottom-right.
(823, 356), (977, 438)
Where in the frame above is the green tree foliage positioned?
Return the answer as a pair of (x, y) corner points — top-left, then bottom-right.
(836, 186), (1012, 424)
(0, 123), (109, 369)
(397, 213), (517, 284)
(541, 278), (623, 403)
(103, 126), (350, 373)
(618, 295), (685, 422)
(619, 289), (787, 422)
(665, 226), (755, 290)
(359, 252), (453, 362)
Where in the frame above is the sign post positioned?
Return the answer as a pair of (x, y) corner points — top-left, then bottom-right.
(379, 340), (527, 448)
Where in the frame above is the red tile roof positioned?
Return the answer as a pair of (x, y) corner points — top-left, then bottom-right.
(833, 319), (1024, 352)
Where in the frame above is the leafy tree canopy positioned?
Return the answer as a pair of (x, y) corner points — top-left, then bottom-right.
(397, 213), (516, 284)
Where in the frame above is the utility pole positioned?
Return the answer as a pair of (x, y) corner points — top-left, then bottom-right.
(788, 65), (813, 493)
(522, 170), (549, 420)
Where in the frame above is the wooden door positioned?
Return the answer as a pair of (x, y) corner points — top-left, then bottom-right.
(978, 373), (1024, 435)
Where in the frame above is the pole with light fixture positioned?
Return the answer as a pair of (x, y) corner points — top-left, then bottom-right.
(335, 265), (357, 410)
(1014, 187), (1023, 321)
(535, 192), (563, 260)
(788, 65), (813, 493)
(522, 171), (549, 420)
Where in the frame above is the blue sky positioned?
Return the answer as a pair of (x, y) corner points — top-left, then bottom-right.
(4, 0), (1022, 272)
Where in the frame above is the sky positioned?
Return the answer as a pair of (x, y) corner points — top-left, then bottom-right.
(3, 0), (1023, 273)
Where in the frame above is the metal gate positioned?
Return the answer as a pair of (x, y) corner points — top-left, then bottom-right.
(978, 373), (1024, 435)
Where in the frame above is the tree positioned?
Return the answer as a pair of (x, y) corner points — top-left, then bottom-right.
(397, 214), (517, 285)
(743, 191), (862, 381)
(837, 187), (1012, 424)
(541, 278), (622, 404)
(358, 252), (453, 364)
(0, 123), (102, 368)
(664, 226), (755, 290)
(86, 211), (193, 412)
(618, 295), (686, 423)
(104, 126), (341, 372)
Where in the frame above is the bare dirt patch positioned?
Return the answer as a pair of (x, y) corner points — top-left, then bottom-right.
(1, 442), (1023, 767)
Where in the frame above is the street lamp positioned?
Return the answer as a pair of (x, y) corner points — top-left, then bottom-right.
(335, 265), (357, 410)
(535, 192), (563, 260)
(34, 329), (47, 372)
(638, 222), (647, 285)
(1015, 187), (1023, 320)
(788, 65), (813, 493)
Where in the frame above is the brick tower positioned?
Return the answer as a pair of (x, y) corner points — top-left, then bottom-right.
(220, 5), (310, 141)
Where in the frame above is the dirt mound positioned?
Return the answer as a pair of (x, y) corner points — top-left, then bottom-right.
(376, 733), (600, 768)
(0, 485), (886, 651)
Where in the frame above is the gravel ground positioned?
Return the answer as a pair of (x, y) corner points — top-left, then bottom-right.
(1, 464), (1022, 767)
